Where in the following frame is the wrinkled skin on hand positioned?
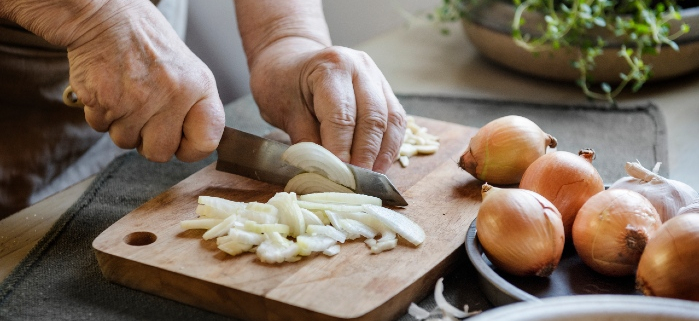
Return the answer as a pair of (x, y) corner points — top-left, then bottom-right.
(236, 0), (407, 174)
(252, 45), (406, 174)
(32, 0), (226, 163)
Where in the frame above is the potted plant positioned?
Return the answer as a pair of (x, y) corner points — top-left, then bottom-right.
(430, 0), (699, 102)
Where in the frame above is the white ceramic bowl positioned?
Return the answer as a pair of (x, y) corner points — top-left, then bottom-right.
(468, 294), (699, 321)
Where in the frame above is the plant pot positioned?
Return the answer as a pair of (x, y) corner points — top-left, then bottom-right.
(462, 0), (699, 83)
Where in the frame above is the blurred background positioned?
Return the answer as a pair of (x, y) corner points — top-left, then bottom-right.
(184, 0), (441, 105)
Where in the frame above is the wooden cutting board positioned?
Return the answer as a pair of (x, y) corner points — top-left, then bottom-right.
(92, 116), (483, 321)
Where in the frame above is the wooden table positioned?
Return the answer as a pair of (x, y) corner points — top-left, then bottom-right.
(2, 20), (698, 286)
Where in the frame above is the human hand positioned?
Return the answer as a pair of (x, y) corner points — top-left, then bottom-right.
(251, 45), (406, 173)
(62, 0), (225, 162)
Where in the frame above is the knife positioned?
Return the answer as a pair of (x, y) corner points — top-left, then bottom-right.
(215, 126), (408, 207)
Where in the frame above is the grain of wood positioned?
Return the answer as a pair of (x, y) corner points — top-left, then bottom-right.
(92, 117), (481, 321)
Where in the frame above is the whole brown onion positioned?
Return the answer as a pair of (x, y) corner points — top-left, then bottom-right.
(636, 213), (699, 302)
(459, 115), (557, 185)
(572, 189), (661, 277)
(520, 149), (604, 240)
(476, 183), (565, 277)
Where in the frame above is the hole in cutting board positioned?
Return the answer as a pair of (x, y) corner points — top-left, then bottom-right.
(123, 231), (157, 246)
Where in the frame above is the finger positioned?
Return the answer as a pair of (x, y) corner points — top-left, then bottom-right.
(79, 81), (129, 133)
(105, 99), (160, 149)
(284, 112), (322, 146)
(348, 68), (388, 170)
(108, 113), (147, 150)
(175, 95), (226, 162)
(138, 106), (185, 163)
(314, 73), (357, 164)
(372, 80), (407, 173)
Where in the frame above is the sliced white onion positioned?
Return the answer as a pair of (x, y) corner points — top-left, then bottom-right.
(203, 214), (244, 240)
(242, 221), (290, 236)
(239, 208), (278, 224)
(306, 224), (346, 243)
(180, 218), (223, 230)
(400, 143), (418, 157)
(407, 302), (431, 320)
(223, 227), (265, 245)
(299, 192), (381, 206)
(296, 200), (364, 213)
(399, 156), (410, 168)
(256, 232), (300, 263)
(339, 218), (378, 239)
(336, 211), (387, 232)
(281, 142), (356, 189)
(285, 172), (354, 194)
(267, 192), (305, 237)
(218, 241), (253, 256)
(415, 145), (439, 155)
(245, 202), (278, 215)
(434, 277), (468, 319)
(296, 235), (337, 256)
(186, 192), (426, 264)
(366, 238), (397, 254)
(362, 204), (425, 246)
(197, 196), (246, 218)
(300, 208), (324, 226)
(323, 244), (341, 256)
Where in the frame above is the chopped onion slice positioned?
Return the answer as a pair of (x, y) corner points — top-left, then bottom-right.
(299, 192), (381, 206)
(362, 204), (425, 246)
(281, 142), (356, 189)
(306, 224), (346, 243)
(407, 302), (431, 320)
(339, 218), (378, 239)
(222, 227), (265, 245)
(399, 156), (410, 168)
(239, 208), (278, 224)
(267, 192), (305, 237)
(203, 214), (244, 240)
(218, 241), (253, 256)
(434, 277), (468, 319)
(256, 232), (300, 263)
(197, 196), (246, 218)
(336, 211), (387, 232)
(297, 201), (364, 213)
(285, 172), (354, 194)
(180, 218), (223, 230)
(415, 145), (439, 154)
(323, 244), (341, 256)
(297, 235), (337, 256)
(400, 143), (418, 157)
(245, 202), (278, 215)
(242, 221), (290, 236)
(365, 238), (397, 254)
(300, 208), (324, 226)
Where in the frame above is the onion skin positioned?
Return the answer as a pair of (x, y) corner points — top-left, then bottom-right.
(459, 115), (557, 185)
(520, 149), (604, 241)
(677, 198), (699, 215)
(476, 184), (565, 277)
(572, 189), (662, 277)
(636, 213), (699, 301)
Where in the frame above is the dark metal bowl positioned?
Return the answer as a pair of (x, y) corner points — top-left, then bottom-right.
(464, 219), (639, 307)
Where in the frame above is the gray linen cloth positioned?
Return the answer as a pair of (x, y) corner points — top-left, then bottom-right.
(0, 94), (667, 320)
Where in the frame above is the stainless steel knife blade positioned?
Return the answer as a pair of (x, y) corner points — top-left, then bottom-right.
(215, 127), (408, 207)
